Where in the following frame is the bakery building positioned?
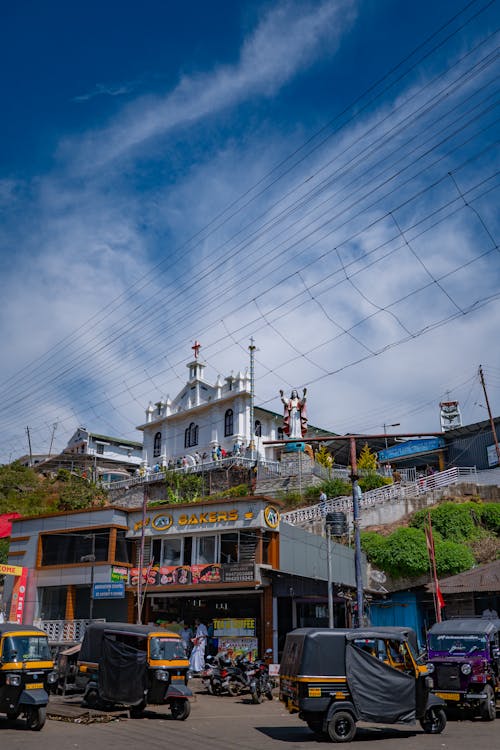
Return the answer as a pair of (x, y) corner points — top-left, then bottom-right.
(4, 495), (363, 658)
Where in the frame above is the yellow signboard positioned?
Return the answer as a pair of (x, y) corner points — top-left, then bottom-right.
(0, 563), (24, 577)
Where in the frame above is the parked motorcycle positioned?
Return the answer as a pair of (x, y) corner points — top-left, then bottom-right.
(223, 653), (256, 697)
(201, 653), (233, 696)
(249, 650), (275, 704)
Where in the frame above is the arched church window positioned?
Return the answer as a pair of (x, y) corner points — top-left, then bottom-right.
(224, 409), (234, 437)
(185, 423), (199, 448)
(153, 432), (162, 457)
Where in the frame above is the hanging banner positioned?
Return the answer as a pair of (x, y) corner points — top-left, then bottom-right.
(9, 567), (28, 624)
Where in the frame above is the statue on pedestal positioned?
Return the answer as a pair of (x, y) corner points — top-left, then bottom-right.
(280, 388), (308, 439)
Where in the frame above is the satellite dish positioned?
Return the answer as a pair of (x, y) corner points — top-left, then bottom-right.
(371, 570), (387, 584)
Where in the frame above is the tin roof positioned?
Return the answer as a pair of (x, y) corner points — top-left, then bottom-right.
(426, 560), (500, 594)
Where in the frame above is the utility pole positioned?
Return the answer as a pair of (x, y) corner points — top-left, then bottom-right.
(48, 422), (58, 457)
(137, 483), (149, 624)
(248, 338), (256, 461)
(81, 533), (96, 620)
(479, 365), (500, 465)
(350, 436), (365, 627)
(326, 523), (334, 628)
(26, 427), (33, 467)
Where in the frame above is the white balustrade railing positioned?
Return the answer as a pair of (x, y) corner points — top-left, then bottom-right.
(33, 618), (104, 644)
(102, 456), (281, 490)
(281, 466), (477, 525)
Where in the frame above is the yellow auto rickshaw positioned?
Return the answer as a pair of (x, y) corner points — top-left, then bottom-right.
(279, 627), (446, 743)
(78, 621), (192, 719)
(0, 622), (57, 730)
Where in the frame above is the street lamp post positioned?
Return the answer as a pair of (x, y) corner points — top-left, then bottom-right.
(81, 533), (96, 621)
(383, 422), (401, 450)
(325, 522), (334, 628)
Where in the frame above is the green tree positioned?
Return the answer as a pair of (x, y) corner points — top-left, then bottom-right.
(357, 443), (378, 475)
(315, 445), (333, 470)
(162, 471), (203, 504)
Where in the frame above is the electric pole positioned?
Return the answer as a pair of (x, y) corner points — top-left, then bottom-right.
(479, 365), (500, 465)
(26, 427), (33, 467)
(248, 338), (256, 461)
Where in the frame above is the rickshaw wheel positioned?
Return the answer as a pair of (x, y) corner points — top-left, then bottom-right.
(327, 711), (356, 743)
(170, 699), (191, 720)
(479, 685), (496, 721)
(419, 706), (447, 734)
(83, 687), (100, 708)
(26, 706), (46, 731)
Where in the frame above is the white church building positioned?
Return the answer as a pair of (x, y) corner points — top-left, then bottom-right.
(137, 346), (286, 469)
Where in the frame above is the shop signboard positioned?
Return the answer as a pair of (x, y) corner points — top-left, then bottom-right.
(221, 563), (255, 583)
(127, 499), (280, 537)
(111, 566), (129, 583)
(130, 563), (222, 586)
(8, 566), (28, 624)
(217, 636), (258, 660)
(93, 582), (125, 599)
(487, 444), (499, 467)
(378, 438), (444, 462)
(213, 617), (256, 637)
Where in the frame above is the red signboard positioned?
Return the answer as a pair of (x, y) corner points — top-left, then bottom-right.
(9, 567), (28, 624)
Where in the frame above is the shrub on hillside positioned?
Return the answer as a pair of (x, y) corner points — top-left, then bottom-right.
(358, 474), (392, 492)
(410, 502), (480, 543)
(480, 503), (500, 534)
(434, 539), (475, 576)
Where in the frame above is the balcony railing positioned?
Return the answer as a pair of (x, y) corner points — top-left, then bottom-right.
(33, 618), (103, 644)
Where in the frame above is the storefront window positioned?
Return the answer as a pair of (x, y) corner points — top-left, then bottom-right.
(161, 538), (182, 566)
(195, 535), (217, 564)
(40, 529), (110, 566)
(220, 532), (239, 563)
(114, 529), (133, 563)
(39, 586), (67, 620)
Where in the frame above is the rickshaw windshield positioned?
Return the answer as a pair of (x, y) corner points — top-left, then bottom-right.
(2, 635), (51, 662)
(428, 634), (488, 655)
(150, 637), (187, 660)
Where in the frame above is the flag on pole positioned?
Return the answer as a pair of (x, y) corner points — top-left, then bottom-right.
(425, 514), (445, 621)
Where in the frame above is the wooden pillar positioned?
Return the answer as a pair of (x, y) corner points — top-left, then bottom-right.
(438, 450), (445, 471)
(126, 591), (135, 623)
(261, 585), (274, 654)
(65, 585), (76, 620)
(109, 527), (117, 562)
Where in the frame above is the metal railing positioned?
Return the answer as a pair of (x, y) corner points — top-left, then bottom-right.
(101, 456), (281, 490)
(281, 466), (477, 525)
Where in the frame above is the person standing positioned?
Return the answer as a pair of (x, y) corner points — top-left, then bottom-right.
(180, 621), (193, 656)
(189, 618), (208, 673)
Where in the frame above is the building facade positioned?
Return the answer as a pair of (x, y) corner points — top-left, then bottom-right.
(4, 496), (364, 658)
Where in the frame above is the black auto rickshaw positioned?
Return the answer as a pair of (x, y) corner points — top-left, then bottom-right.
(78, 622), (192, 719)
(0, 622), (57, 730)
(279, 627), (446, 743)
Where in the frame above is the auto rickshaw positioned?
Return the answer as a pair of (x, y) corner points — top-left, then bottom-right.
(0, 622), (57, 730)
(279, 627), (446, 743)
(78, 622), (192, 719)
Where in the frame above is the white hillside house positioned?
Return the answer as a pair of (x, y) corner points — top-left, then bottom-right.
(138, 353), (284, 468)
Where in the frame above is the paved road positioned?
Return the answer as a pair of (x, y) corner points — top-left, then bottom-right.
(1, 682), (498, 750)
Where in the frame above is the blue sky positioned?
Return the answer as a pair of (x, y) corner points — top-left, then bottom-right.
(0, 0), (499, 462)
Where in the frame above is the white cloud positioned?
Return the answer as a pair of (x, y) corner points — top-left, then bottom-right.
(0, 1), (498, 462)
(62, 0), (357, 170)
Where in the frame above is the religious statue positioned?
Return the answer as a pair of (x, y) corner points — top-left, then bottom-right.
(280, 388), (308, 439)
